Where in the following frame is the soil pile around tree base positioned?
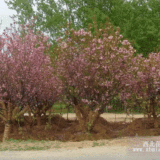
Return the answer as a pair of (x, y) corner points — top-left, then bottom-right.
(0, 114), (160, 142)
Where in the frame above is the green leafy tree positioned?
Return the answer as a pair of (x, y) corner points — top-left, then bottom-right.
(5, 0), (80, 44)
(74, 0), (160, 58)
(111, 0), (160, 58)
(5, 0), (160, 58)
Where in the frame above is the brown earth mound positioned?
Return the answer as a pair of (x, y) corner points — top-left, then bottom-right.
(122, 118), (160, 137)
(0, 115), (160, 142)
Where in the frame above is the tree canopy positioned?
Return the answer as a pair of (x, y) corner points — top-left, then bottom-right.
(4, 0), (160, 58)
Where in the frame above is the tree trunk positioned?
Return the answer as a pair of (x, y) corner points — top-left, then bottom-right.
(154, 118), (159, 128)
(150, 97), (159, 128)
(74, 105), (100, 132)
(36, 114), (41, 126)
(11, 121), (18, 134)
(88, 111), (100, 132)
(26, 106), (33, 129)
(3, 122), (11, 142)
(149, 97), (157, 120)
(34, 107), (42, 126)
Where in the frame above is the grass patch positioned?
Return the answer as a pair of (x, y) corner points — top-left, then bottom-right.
(92, 140), (106, 147)
(0, 139), (52, 151)
(46, 103), (74, 114)
(99, 142), (106, 146)
(92, 141), (99, 147)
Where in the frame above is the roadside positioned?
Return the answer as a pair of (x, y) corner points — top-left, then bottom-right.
(1, 112), (160, 160)
(1, 136), (160, 160)
(0, 113), (149, 152)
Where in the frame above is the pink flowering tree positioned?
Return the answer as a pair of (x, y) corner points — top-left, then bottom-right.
(120, 52), (160, 127)
(53, 18), (137, 132)
(0, 18), (62, 142)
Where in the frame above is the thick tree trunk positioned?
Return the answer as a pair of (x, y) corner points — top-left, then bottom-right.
(74, 105), (87, 130)
(34, 104), (52, 126)
(74, 105), (100, 132)
(3, 122), (11, 142)
(149, 97), (157, 119)
(88, 110), (100, 132)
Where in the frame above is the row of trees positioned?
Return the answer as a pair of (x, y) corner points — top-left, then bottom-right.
(1, 14), (160, 142)
(5, 0), (160, 113)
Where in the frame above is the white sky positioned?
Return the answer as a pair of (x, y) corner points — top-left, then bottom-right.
(0, 0), (48, 34)
(0, 0), (33, 34)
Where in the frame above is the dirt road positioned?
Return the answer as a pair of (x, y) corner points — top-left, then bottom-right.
(24, 112), (144, 122)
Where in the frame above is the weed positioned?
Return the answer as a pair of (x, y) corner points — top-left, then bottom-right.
(99, 142), (105, 146)
(88, 132), (92, 137)
(92, 141), (99, 147)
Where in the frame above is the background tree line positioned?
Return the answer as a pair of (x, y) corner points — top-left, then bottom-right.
(4, 0), (160, 58)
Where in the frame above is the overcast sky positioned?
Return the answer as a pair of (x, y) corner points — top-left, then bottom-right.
(0, 0), (42, 35)
(0, 2), (16, 34)
(0, 1), (17, 54)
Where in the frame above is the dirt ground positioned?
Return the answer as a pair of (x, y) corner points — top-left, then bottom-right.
(0, 113), (160, 150)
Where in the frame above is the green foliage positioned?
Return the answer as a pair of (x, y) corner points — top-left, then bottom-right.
(6, 0), (160, 59)
(6, 0), (160, 60)
(108, 0), (160, 58)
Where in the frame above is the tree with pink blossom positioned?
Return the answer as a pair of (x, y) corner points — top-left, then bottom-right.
(0, 17), (62, 142)
(53, 17), (138, 132)
(120, 52), (160, 128)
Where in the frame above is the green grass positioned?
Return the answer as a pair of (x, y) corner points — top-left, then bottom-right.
(92, 141), (99, 147)
(47, 103), (74, 114)
(92, 141), (106, 147)
(0, 138), (52, 151)
(17, 103), (74, 114)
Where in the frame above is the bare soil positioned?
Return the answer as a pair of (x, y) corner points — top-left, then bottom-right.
(0, 113), (160, 150)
